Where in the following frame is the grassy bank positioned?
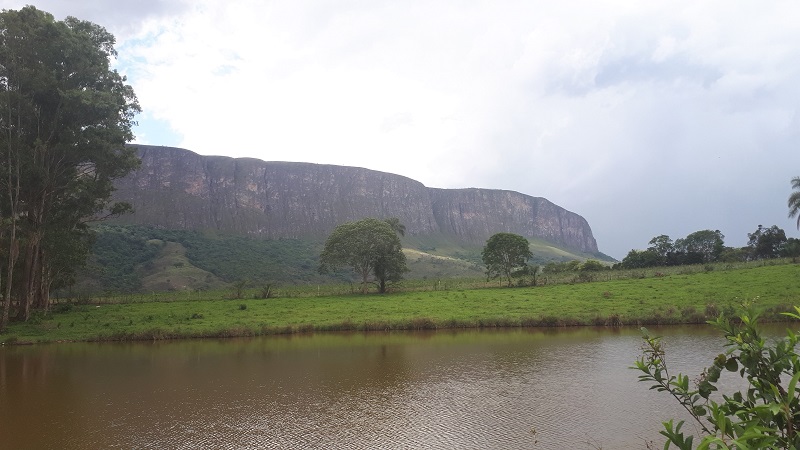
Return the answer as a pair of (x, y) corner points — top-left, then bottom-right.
(2, 262), (799, 344)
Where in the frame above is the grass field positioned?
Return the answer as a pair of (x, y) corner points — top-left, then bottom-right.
(2, 261), (799, 344)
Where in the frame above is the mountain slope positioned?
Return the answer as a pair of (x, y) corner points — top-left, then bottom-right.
(74, 225), (604, 295)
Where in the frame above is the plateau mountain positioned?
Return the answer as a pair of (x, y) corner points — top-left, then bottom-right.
(111, 146), (601, 256)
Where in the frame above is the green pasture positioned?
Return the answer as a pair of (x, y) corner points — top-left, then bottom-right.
(2, 262), (799, 344)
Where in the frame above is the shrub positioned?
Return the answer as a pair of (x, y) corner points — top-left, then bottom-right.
(53, 303), (74, 313)
(634, 306), (800, 449)
(679, 306), (705, 324)
(576, 272), (595, 283)
(580, 259), (606, 271)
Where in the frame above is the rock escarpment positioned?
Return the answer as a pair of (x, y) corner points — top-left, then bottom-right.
(112, 146), (599, 254)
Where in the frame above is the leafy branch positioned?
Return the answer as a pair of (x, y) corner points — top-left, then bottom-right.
(633, 305), (800, 449)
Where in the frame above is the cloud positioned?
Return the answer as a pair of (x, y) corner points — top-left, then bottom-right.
(4, 1), (800, 258)
(2, 0), (192, 39)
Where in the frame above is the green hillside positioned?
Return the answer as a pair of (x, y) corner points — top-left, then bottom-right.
(73, 225), (611, 295)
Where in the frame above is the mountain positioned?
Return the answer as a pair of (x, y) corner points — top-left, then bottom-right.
(111, 146), (600, 255)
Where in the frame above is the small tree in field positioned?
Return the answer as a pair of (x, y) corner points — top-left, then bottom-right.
(319, 218), (407, 294)
(231, 279), (249, 299)
(481, 232), (533, 287)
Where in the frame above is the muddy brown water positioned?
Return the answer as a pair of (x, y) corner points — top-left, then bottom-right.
(0, 325), (764, 449)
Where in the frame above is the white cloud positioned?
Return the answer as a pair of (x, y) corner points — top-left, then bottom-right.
(5, 0), (800, 258)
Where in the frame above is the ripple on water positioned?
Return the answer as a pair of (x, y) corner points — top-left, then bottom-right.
(3, 327), (746, 449)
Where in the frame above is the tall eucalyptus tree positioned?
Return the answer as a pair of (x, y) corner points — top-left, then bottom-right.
(0, 6), (139, 329)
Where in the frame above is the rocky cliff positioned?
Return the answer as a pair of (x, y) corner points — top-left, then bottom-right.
(111, 146), (599, 254)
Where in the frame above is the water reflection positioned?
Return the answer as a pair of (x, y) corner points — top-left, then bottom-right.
(0, 326), (771, 449)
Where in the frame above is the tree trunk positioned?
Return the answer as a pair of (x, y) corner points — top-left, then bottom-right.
(19, 233), (41, 321)
(360, 267), (370, 294)
(39, 264), (52, 314)
(1, 59), (22, 331)
(34, 248), (50, 313)
(1, 234), (19, 331)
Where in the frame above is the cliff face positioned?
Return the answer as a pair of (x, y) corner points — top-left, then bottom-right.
(112, 146), (599, 253)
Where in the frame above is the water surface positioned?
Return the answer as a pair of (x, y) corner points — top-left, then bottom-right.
(0, 325), (764, 449)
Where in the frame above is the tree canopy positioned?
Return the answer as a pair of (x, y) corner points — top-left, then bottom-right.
(747, 224), (787, 260)
(619, 230), (727, 269)
(674, 230), (725, 264)
(0, 6), (140, 330)
(319, 218), (407, 294)
(481, 232), (533, 286)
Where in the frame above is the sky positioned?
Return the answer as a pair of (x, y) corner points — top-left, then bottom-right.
(4, 1), (800, 259)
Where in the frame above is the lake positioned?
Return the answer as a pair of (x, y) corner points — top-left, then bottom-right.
(0, 325), (768, 449)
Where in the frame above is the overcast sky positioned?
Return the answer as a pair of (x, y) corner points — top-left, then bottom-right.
(5, 1), (800, 259)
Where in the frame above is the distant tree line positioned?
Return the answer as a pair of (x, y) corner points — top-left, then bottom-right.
(617, 225), (800, 270)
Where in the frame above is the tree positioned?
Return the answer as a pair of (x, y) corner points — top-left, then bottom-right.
(635, 307), (800, 449)
(674, 230), (725, 264)
(789, 176), (800, 229)
(619, 249), (661, 269)
(231, 279), (249, 299)
(543, 260), (581, 273)
(481, 232), (533, 286)
(718, 247), (749, 263)
(647, 235), (674, 266)
(319, 218), (407, 294)
(0, 7), (140, 330)
(782, 238), (800, 263)
(747, 224), (787, 260)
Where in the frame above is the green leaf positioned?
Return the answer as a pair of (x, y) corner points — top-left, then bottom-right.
(698, 380), (717, 399)
(787, 368), (800, 400)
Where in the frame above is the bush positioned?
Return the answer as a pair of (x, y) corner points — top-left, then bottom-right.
(634, 306), (800, 449)
(580, 259), (606, 271)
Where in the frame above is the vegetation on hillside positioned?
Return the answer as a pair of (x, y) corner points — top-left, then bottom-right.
(73, 223), (602, 295)
(76, 225), (324, 294)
